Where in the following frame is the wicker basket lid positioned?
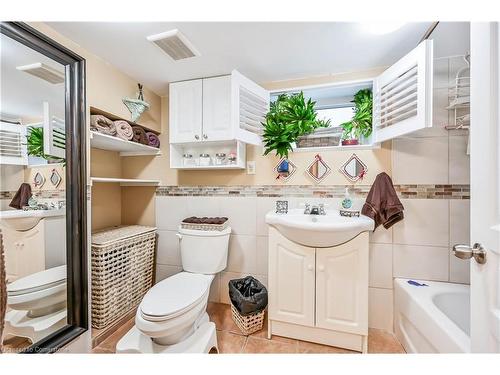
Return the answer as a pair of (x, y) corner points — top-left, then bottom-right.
(91, 225), (156, 246)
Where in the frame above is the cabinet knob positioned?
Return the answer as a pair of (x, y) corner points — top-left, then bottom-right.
(318, 265), (325, 272)
(194, 135), (200, 140)
(307, 264), (314, 271)
(203, 134), (208, 140)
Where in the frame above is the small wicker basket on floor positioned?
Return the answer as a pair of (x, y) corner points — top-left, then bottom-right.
(230, 303), (266, 335)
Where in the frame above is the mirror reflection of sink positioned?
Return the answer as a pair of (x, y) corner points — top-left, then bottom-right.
(265, 208), (374, 248)
(0, 209), (65, 231)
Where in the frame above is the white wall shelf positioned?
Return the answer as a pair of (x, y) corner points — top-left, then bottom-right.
(90, 177), (160, 186)
(170, 140), (246, 170)
(90, 131), (161, 156)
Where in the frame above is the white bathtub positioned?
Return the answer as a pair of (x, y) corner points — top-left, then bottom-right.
(394, 278), (470, 353)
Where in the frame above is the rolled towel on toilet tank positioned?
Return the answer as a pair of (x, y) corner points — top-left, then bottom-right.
(132, 125), (149, 145)
(146, 132), (160, 148)
(90, 115), (116, 135)
(114, 120), (134, 141)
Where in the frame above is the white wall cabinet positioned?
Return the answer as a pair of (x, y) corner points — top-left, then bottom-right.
(268, 227), (369, 352)
(169, 70), (268, 146)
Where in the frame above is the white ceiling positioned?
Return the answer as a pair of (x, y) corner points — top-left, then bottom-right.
(47, 22), (438, 96)
(0, 33), (65, 121)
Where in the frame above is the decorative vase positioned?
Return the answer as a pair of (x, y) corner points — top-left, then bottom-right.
(123, 83), (150, 122)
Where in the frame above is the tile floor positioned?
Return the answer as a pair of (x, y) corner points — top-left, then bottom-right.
(92, 302), (405, 354)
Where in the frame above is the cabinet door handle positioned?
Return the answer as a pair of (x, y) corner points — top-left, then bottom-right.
(194, 135), (200, 140)
(203, 134), (208, 140)
(318, 265), (325, 272)
(307, 264), (314, 271)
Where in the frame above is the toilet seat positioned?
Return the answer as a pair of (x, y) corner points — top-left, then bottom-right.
(140, 272), (213, 322)
(8, 265), (66, 296)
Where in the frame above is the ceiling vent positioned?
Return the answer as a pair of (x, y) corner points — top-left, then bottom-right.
(16, 63), (65, 84)
(146, 29), (200, 61)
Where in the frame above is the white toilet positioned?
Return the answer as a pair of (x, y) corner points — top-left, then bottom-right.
(4, 265), (67, 343)
(116, 225), (231, 353)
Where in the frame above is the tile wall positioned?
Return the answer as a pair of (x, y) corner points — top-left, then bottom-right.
(154, 54), (470, 333)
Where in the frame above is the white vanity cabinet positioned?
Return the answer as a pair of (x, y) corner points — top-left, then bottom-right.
(268, 227), (369, 352)
(1, 215), (66, 283)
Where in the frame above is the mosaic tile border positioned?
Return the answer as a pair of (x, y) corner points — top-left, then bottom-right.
(0, 189), (66, 200)
(156, 184), (470, 199)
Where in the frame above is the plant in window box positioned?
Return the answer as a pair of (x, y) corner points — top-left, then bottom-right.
(26, 127), (65, 164)
(340, 89), (373, 146)
(262, 92), (330, 159)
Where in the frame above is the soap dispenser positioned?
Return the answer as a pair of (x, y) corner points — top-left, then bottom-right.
(341, 187), (353, 210)
(340, 187), (360, 217)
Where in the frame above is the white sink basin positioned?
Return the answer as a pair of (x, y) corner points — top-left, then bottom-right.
(266, 208), (375, 248)
(0, 209), (65, 231)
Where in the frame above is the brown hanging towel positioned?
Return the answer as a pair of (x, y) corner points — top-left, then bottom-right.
(362, 172), (404, 230)
(9, 183), (32, 210)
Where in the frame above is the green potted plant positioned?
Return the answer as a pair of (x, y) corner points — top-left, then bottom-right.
(26, 127), (65, 164)
(262, 92), (330, 159)
(340, 89), (373, 146)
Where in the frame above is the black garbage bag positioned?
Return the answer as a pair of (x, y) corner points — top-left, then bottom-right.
(229, 276), (268, 316)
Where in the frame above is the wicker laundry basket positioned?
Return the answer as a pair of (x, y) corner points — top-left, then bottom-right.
(91, 225), (156, 329)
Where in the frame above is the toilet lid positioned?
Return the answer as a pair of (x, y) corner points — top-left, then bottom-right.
(140, 272), (212, 321)
(7, 265), (67, 296)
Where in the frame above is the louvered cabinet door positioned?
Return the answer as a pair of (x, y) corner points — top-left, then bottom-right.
(43, 101), (66, 159)
(0, 121), (28, 165)
(373, 40), (434, 143)
(231, 70), (269, 146)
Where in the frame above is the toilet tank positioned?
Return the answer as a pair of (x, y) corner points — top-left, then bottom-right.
(178, 226), (231, 274)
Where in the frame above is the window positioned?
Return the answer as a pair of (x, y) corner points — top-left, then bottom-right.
(296, 105), (354, 148)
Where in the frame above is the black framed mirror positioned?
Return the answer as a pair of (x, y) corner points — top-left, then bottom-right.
(0, 22), (87, 353)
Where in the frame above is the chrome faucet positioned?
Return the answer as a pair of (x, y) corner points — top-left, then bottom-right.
(303, 203), (327, 215)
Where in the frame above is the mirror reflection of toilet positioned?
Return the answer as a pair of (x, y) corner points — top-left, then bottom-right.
(116, 224), (231, 353)
(4, 265), (67, 344)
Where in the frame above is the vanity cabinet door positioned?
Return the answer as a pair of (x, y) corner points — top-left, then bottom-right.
(169, 79), (203, 143)
(202, 75), (232, 141)
(2, 222), (46, 282)
(268, 227), (315, 326)
(315, 232), (369, 335)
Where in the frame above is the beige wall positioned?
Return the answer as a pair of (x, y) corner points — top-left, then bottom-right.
(123, 67), (392, 187)
(26, 23), (163, 232)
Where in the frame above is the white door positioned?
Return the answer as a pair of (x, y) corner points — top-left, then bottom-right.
(315, 232), (369, 335)
(373, 40), (433, 143)
(169, 79), (203, 143)
(268, 228), (315, 326)
(465, 22), (500, 353)
(202, 75), (232, 141)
